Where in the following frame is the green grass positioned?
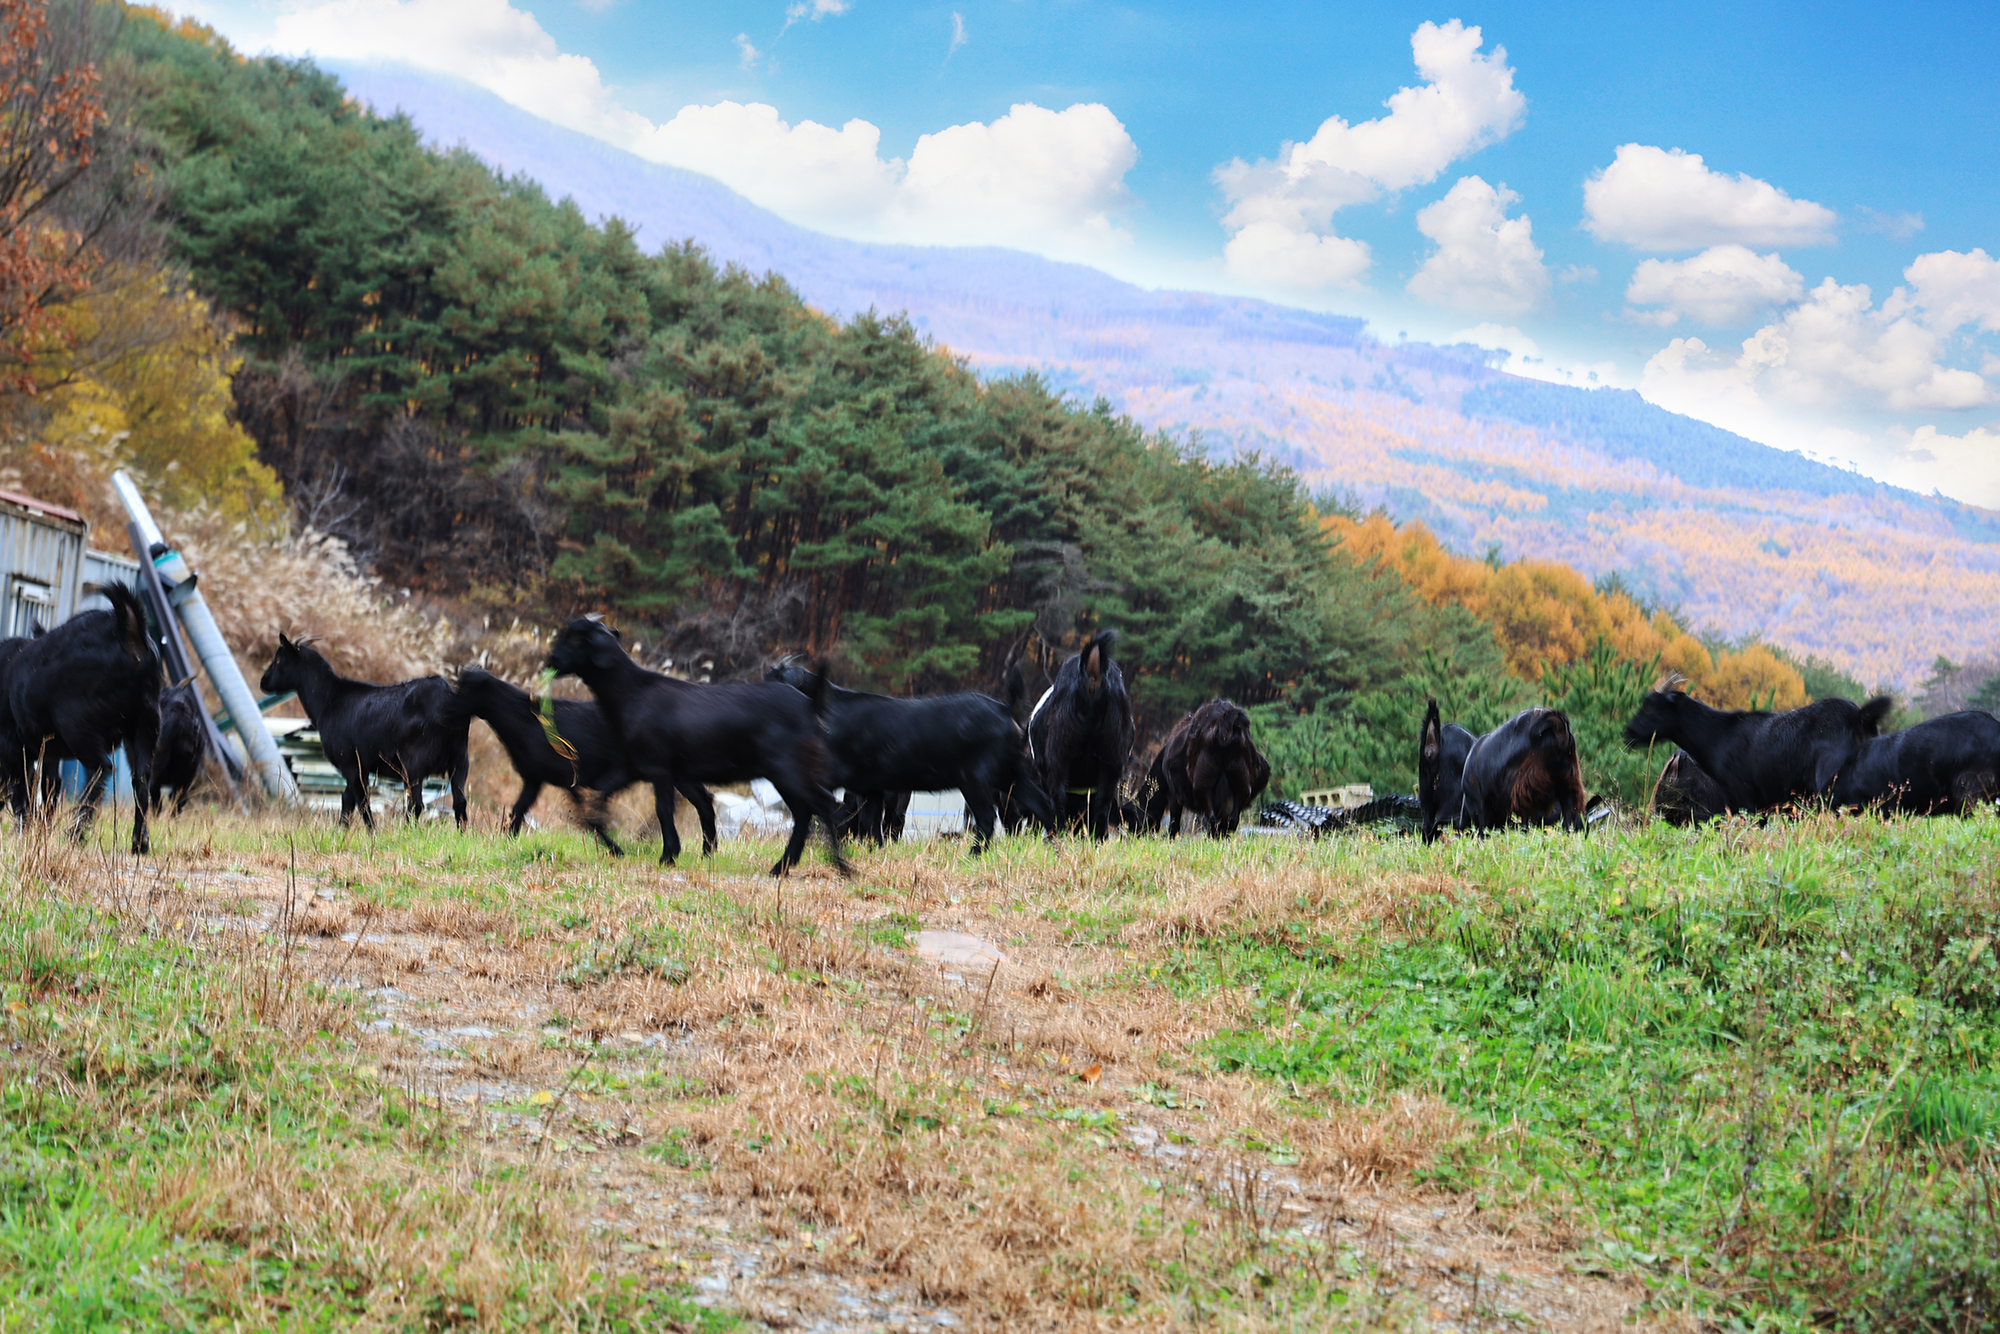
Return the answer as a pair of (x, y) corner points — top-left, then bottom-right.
(1182, 813), (2000, 1328)
(0, 826), (747, 1333)
(7, 805), (1998, 1329)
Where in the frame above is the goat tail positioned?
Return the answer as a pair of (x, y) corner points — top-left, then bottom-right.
(88, 581), (154, 671)
(806, 658), (834, 722)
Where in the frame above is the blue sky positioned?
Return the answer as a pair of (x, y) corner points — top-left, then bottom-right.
(185, 0), (2000, 505)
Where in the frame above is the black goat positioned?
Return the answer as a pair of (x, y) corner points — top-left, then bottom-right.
(1652, 750), (1728, 826)
(1420, 700), (1587, 838)
(1417, 699), (1477, 844)
(834, 788), (910, 845)
(546, 619), (849, 876)
(1, 583), (159, 853)
(1141, 698), (1271, 837)
(147, 681), (207, 816)
(259, 635), (469, 828)
(766, 661), (1055, 852)
(1462, 708), (1588, 834)
(1832, 711), (2000, 816)
(1027, 630), (1134, 838)
(447, 668), (719, 855)
(1622, 687), (1890, 815)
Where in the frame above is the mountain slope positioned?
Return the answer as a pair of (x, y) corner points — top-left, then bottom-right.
(333, 62), (2000, 688)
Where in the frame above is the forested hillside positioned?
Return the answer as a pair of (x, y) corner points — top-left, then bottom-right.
(2, 4), (1943, 803)
(83, 7), (1514, 743)
(326, 62), (2000, 690)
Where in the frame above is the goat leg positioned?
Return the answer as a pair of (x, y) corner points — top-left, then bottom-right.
(123, 729), (154, 857)
(653, 782), (683, 865)
(509, 780), (543, 835)
(68, 751), (109, 844)
(678, 782), (718, 856)
(962, 781), (999, 855)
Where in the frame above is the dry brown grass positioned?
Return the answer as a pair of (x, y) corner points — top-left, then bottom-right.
(5, 815), (1658, 1332)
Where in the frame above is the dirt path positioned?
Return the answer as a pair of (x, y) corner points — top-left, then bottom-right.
(126, 857), (1660, 1333)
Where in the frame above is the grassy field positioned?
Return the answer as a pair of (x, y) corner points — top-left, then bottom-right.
(2, 801), (1996, 1331)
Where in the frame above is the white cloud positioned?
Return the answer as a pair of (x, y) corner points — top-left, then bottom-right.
(890, 103), (1137, 251)
(1583, 144), (1837, 251)
(265, 0), (1136, 259)
(1214, 20), (1524, 293)
(1638, 267), (2000, 507)
(782, 0), (850, 33)
(1407, 176), (1548, 316)
(1625, 245), (1804, 328)
(948, 11), (966, 57)
(1857, 206), (1924, 240)
(1449, 322), (1536, 358)
(1648, 278), (1989, 419)
(1221, 222), (1373, 290)
(1900, 248), (2000, 335)
(735, 33), (761, 70)
(1887, 425), (2000, 506)
(647, 102), (900, 228)
(1748, 279), (1989, 411)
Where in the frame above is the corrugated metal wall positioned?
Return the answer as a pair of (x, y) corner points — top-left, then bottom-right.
(0, 498), (87, 638)
(81, 548), (141, 611)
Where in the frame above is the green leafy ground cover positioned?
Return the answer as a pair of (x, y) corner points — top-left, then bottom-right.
(1196, 815), (2000, 1328)
(1, 807), (1995, 1330)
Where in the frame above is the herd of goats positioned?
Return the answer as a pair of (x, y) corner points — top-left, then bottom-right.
(6, 586), (2000, 867)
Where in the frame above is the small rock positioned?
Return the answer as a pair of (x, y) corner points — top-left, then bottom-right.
(451, 1025), (497, 1039)
(912, 930), (1005, 969)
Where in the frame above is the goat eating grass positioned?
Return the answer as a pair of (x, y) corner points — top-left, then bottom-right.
(1420, 699), (1587, 838)
(1622, 680), (1889, 816)
(1142, 697), (1271, 837)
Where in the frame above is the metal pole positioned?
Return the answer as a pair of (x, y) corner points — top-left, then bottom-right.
(110, 471), (297, 802)
(126, 520), (244, 791)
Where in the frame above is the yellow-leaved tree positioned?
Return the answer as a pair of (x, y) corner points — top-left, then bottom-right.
(32, 268), (280, 519)
(1323, 511), (1807, 709)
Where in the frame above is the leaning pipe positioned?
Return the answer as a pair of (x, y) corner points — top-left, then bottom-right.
(110, 471), (298, 802)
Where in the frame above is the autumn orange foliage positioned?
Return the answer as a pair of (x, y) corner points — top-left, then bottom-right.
(1324, 511), (1808, 710)
(0, 0), (106, 392)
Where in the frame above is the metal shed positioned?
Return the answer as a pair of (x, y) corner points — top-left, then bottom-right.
(0, 488), (91, 637)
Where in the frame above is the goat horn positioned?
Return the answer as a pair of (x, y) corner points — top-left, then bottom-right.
(1652, 670), (1688, 694)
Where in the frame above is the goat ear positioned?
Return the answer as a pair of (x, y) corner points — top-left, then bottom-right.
(278, 632), (293, 649)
